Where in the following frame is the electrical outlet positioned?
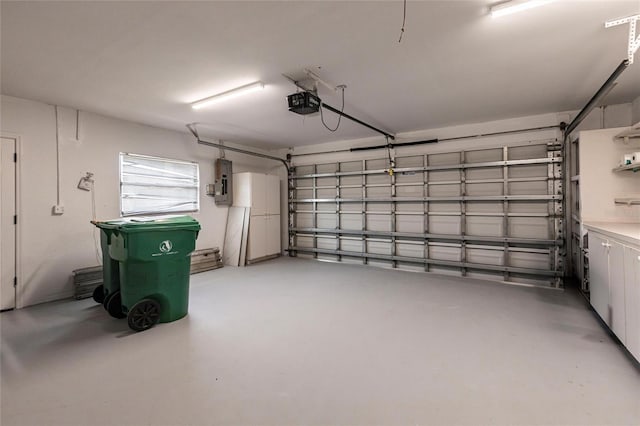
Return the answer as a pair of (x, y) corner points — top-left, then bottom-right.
(52, 205), (64, 215)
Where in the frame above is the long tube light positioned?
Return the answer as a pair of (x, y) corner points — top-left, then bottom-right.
(490, 0), (553, 18)
(191, 81), (264, 110)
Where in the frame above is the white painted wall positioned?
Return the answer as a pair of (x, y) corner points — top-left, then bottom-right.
(2, 93), (635, 306)
(632, 96), (640, 126)
(1, 95), (285, 308)
(579, 127), (640, 224)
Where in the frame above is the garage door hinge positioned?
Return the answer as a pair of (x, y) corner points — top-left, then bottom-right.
(13, 153), (17, 162)
(13, 277), (17, 287)
(14, 215), (17, 225)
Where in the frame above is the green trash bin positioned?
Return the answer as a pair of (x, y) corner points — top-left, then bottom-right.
(90, 224), (121, 306)
(92, 216), (200, 331)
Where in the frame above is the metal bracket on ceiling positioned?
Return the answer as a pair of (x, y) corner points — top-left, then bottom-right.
(605, 14), (640, 64)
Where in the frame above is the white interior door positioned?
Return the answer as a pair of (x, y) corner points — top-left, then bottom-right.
(1, 137), (17, 311)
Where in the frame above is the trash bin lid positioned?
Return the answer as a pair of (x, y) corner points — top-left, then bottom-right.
(92, 215), (200, 233)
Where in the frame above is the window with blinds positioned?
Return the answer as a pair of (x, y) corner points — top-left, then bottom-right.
(120, 153), (199, 216)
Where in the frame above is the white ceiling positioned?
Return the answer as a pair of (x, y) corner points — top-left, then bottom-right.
(2, 1), (640, 149)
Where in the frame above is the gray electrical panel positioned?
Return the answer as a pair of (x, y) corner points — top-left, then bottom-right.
(211, 158), (233, 206)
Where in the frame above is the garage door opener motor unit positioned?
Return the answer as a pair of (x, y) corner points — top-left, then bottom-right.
(287, 91), (321, 115)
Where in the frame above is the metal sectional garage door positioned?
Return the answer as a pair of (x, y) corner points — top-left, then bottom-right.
(288, 141), (563, 287)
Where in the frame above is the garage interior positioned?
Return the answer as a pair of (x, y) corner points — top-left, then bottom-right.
(1, 1), (639, 425)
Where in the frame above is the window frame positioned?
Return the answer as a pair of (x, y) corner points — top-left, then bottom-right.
(119, 152), (200, 217)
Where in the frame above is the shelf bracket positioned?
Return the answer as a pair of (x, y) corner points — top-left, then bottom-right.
(606, 14), (640, 64)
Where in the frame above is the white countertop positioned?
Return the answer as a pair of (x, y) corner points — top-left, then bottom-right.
(584, 222), (640, 247)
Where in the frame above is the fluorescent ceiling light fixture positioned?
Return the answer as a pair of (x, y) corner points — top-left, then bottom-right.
(490, 0), (553, 18)
(191, 81), (265, 109)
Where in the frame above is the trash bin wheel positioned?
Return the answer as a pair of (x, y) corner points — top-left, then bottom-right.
(105, 290), (126, 319)
(92, 285), (105, 304)
(128, 299), (161, 332)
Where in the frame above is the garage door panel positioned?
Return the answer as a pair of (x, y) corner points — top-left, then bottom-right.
(340, 161), (362, 173)
(508, 145), (547, 160)
(509, 164), (547, 178)
(467, 271), (505, 281)
(317, 237), (337, 250)
(367, 215), (391, 232)
(429, 184), (461, 197)
(466, 201), (502, 213)
(509, 181), (547, 195)
(428, 170), (461, 182)
(429, 216), (461, 234)
(341, 215), (362, 230)
(467, 247), (503, 266)
(429, 152), (460, 166)
(466, 167), (503, 180)
(297, 188), (313, 198)
(341, 176), (362, 185)
(340, 239), (362, 252)
(367, 186), (392, 197)
(396, 243), (424, 258)
(509, 217), (549, 238)
(397, 185), (423, 196)
(508, 201), (548, 213)
(396, 156), (424, 167)
(508, 250), (550, 270)
(466, 182), (503, 196)
(396, 172), (424, 184)
(367, 241), (391, 255)
(466, 216), (503, 237)
(317, 188), (336, 198)
(317, 163), (338, 173)
(397, 215), (424, 233)
(317, 176), (337, 186)
(290, 142), (562, 286)
(465, 148), (502, 163)
(318, 203), (337, 212)
(367, 202), (391, 212)
(297, 236), (314, 248)
(429, 244), (461, 261)
(397, 203), (423, 212)
(296, 213), (313, 228)
(341, 187), (361, 198)
(317, 213), (337, 228)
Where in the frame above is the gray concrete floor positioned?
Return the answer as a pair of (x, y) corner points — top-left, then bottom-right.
(1, 257), (639, 426)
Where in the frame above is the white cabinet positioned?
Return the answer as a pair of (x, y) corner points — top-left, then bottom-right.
(588, 232), (611, 325)
(624, 246), (640, 361)
(233, 172), (281, 263)
(587, 225), (640, 362)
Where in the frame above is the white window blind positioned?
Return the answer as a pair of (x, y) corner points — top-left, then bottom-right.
(120, 153), (199, 216)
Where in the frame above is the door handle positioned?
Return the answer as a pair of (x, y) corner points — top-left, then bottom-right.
(601, 242), (611, 248)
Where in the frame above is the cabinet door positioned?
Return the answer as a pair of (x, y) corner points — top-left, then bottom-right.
(250, 174), (267, 216)
(588, 232), (611, 325)
(609, 241), (626, 342)
(247, 215), (267, 261)
(266, 214), (281, 256)
(232, 173), (252, 208)
(624, 246), (640, 362)
(266, 175), (281, 215)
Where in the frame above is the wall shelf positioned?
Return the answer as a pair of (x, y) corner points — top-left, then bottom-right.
(612, 164), (640, 173)
(614, 198), (640, 206)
